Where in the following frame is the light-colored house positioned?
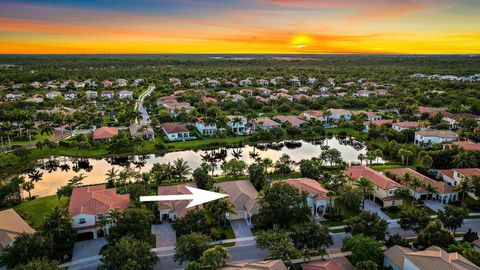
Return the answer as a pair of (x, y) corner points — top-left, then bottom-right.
(163, 102), (194, 117)
(352, 111), (382, 121)
(0, 209), (36, 251)
(195, 120), (222, 136)
(255, 117), (281, 130)
(230, 94), (245, 102)
(436, 168), (480, 187)
(290, 77), (301, 86)
(64, 90), (78, 100)
(300, 110), (325, 123)
(101, 91), (114, 99)
(240, 79), (253, 87)
(102, 80), (113, 87)
(328, 109), (352, 120)
(447, 141), (480, 151)
(30, 81), (42, 89)
(386, 168), (458, 204)
(74, 81), (85, 88)
(158, 183), (200, 221)
(221, 260), (287, 270)
(443, 112), (480, 130)
(92, 127), (118, 142)
(116, 79), (128, 87)
(274, 178), (330, 216)
(208, 79), (221, 87)
(274, 115), (306, 127)
(392, 122), (419, 132)
(12, 83), (25, 89)
(46, 91), (62, 100)
(384, 245), (480, 270)
(129, 123), (155, 140)
(118, 90), (133, 100)
(307, 78), (317, 84)
(5, 91), (23, 100)
(85, 90), (98, 99)
(162, 122), (190, 141)
(257, 79), (269, 86)
(215, 180), (260, 225)
(227, 115), (248, 135)
(414, 130), (458, 145)
(68, 185), (130, 239)
(344, 165), (404, 207)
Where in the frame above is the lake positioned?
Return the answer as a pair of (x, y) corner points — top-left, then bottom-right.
(24, 137), (382, 197)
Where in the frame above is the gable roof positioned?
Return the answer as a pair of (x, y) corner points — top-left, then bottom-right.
(274, 115), (306, 126)
(344, 165), (403, 190)
(68, 185), (130, 217)
(302, 259), (342, 270)
(404, 246), (480, 270)
(215, 180), (259, 213)
(255, 117), (281, 127)
(157, 183), (200, 219)
(0, 209), (36, 248)
(416, 130), (458, 139)
(93, 127), (118, 140)
(162, 122), (189, 134)
(274, 178), (329, 201)
(222, 260), (287, 270)
(450, 141), (480, 151)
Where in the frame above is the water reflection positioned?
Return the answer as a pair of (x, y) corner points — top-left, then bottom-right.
(24, 138), (382, 197)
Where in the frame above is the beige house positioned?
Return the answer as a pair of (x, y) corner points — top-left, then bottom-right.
(0, 209), (35, 251)
(384, 245), (480, 270)
(344, 165), (404, 207)
(158, 183), (200, 221)
(221, 260), (287, 270)
(215, 180), (260, 225)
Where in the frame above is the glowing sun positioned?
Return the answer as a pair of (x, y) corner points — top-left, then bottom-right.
(291, 35), (313, 49)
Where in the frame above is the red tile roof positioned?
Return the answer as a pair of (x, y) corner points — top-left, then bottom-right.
(451, 141), (480, 151)
(344, 165), (403, 190)
(162, 122), (189, 134)
(255, 117), (280, 127)
(68, 185), (130, 217)
(393, 121), (419, 128)
(93, 127), (118, 140)
(201, 97), (218, 103)
(274, 178), (329, 201)
(303, 259), (342, 270)
(386, 168), (454, 194)
(365, 119), (394, 126)
(274, 115), (306, 126)
(158, 183), (200, 219)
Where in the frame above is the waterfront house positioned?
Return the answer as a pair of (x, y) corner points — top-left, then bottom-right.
(161, 122), (190, 141)
(129, 123), (155, 140)
(102, 80), (113, 88)
(214, 180), (260, 225)
(227, 115), (248, 135)
(158, 183), (200, 221)
(101, 91), (114, 99)
(274, 115), (306, 127)
(386, 168), (458, 204)
(300, 110), (325, 123)
(344, 165), (404, 207)
(392, 122), (419, 132)
(0, 209), (35, 251)
(328, 109), (352, 120)
(414, 130), (458, 145)
(64, 90), (78, 100)
(46, 91), (62, 100)
(274, 178), (330, 216)
(384, 245), (479, 270)
(69, 185), (130, 239)
(118, 90), (133, 100)
(255, 117), (281, 130)
(93, 127), (118, 142)
(195, 120), (222, 136)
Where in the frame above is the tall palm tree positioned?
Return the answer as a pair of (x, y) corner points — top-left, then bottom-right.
(402, 173), (412, 189)
(425, 183), (438, 201)
(1, 121), (15, 148)
(108, 208), (123, 224)
(355, 177), (374, 210)
(453, 152), (477, 168)
(357, 153), (365, 165)
(105, 167), (119, 188)
(22, 121), (34, 142)
(40, 124), (54, 137)
(172, 158), (191, 180)
(454, 180), (472, 204)
(409, 177), (424, 202)
(21, 181), (34, 200)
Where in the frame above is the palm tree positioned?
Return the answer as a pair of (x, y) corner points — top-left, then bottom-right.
(40, 124), (54, 137)
(425, 183), (438, 201)
(374, 149), (383, 163)
(105, 167), (119, 188)
(402, 172), (412, 189)
(357, 153), (365, 165)
(96, 214), (109, 236)
(261, 158), (273, 174)
(108, 208), (122, 224)
(454, 180), (472, 204)
(172, 158), (191, 180)
(300, 247), (311, 264)
(1, 121), (15, 149)
(409, 177), (424, 202)
(453, 152), (477, 168)
(397, 149), (413, 166)
(355, 177), (374, 210)
(22, 121), (34, 142)
(21, 180), (34, 199)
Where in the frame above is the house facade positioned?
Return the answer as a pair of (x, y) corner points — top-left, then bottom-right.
(158, 184), (200, 221)
(162, 122), (191, 141)
(215, 180), (260, 225)
(227, 115), (248, 135)
(195, 121), (221, 136)
(414, 130), (458, 145)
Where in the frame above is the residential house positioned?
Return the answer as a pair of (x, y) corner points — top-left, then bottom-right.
(240, 79), (253, 87)
(129, 123), (155, 140)
(116, 79), (128, 87)
(26, 95), (44, 103)
(190, 81), (203, 87)
(64, 90), (78, 100)
(92, 127), (118, 142)
(227, 115), (248, 135)
(443, 112), (480, 129)
(274, 115), (306, 127)
(354, 89), (375, 97)
(271, 92), (293, 101)
(208, 79), (221, 88)
(392, 122), (419, 132)
(69, 185), (130, 239)
(300, 110), (325, 123)
(414, 130), (458, 145)
(0, 85), (7, 91)
(303, 258), (353, 270)
(386, 168), (458, 204)
(30, 81), (42, 89)
(221, 260), (287, 270)
(290, 77), (301, 86)
(352, 111), (382, 121)
(307, 78), (318, 84)
(157, 95), (177, 106)
(169, 78), (181, 84)
(101, 91), (114, 99)
(448, 141), (480, 151)
(158, 183), (200, 221)
(293, 94), (310, 101)
(384, 245), (480, 270)
(74, 81), (85, 88)
(297, 86), (310, 93)
(5, 91), (23, 100)
(163, 102), (194, 117)
(195, 120), (221, 136)
(364, 119), (394, 132)
(436, 168), (480, 187)
(102, 80), (113, 88)
(328, 109), (352, 120)
(202, 97), (218, 103)
(255, 117), (281, 130)
(344, 165), (404, 207)
(162, 122), (191, 141)
(274, 178), (330, 216)
(46, 91), (62, 100)
(257, 79), (270, 86)
(85, 90), (98, 99)
(0, 209), (36, 251)
(230, 94), (245, 102)
(118, 90), (133, 100)
(259, 88), (272, 97)
(12, 83), (25, 89)
(133, 79), (144, 87)
(215, 180), (260, 224)
(416, 106), (440, 118)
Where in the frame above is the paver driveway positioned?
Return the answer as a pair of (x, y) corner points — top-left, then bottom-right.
(230, 219), (254, 246)
(363, 199), (394, 222)
(72, 238), (107, 261)
(153, 223), (177, 249)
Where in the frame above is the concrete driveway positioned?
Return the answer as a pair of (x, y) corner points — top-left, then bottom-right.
(230, 219), (254, 246)
(425, 200), (444, 212)
(363, 199), (394, 222)
(152, 223), (176, 251)
(72, 238), (107, 261)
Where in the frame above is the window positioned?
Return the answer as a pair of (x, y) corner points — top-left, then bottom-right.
(79, 218), (86, 224)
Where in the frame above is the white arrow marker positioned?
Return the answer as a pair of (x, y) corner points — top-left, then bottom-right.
(140, 186), (228, 208)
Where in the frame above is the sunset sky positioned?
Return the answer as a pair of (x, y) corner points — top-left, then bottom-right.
(1, 0), (479, 54)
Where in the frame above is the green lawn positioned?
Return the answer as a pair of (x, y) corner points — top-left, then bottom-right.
(9, 133), (51, 146)
(14, 195), (68, 229)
